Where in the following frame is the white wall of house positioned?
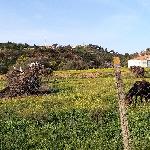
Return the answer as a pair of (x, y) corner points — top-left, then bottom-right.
(128, 59), (148, 68)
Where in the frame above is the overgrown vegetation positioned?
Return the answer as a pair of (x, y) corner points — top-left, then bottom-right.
(0, 68), (150, 149)
(0, 42), (133, 74)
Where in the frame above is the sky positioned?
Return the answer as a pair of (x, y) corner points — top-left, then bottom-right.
(0, 0), (150, 54)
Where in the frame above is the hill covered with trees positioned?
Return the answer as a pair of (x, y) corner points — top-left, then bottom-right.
(0, 42), (132, 74)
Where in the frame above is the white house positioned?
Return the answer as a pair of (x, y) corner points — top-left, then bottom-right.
(128, 55), (150, 68)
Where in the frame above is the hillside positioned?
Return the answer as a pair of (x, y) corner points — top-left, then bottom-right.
(0, 42), (131, 74)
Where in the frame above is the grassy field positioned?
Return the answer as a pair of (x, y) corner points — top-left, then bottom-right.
(0, 68), (150, 149)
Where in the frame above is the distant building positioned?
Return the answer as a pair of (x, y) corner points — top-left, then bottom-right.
(128, 55), (150, 68)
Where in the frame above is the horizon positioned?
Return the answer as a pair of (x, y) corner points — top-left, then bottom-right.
(0, 0), (150, 54)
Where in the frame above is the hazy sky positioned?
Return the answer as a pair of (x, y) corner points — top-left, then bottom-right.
(0, 0), (150, 54)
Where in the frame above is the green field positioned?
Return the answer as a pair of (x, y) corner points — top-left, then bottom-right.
(0, 68), (150, 150)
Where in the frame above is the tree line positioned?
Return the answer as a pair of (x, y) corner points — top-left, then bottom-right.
(0, 42), (134, 74)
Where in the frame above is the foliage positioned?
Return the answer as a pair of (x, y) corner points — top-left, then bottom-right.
(0, 42), (131, 74)
(0, 68), (150, 149)
(0, 42), (28, 74)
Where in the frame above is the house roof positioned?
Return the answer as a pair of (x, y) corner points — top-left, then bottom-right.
(132, 55), (150, 60)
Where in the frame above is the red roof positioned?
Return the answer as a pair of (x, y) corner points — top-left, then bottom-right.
(133, 55), (150, 60)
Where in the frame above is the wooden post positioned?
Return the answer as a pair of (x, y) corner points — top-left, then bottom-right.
(113, 57), (130, 150)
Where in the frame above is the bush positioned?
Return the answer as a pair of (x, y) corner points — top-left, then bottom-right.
(0, 65), (8, 74)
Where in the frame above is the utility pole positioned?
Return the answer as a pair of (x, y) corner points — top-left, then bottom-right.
(113, 57), (130, 150)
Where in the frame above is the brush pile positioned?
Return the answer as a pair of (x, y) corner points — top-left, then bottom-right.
(130, 66), (145, 78)
(0, 62), (52, 98)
